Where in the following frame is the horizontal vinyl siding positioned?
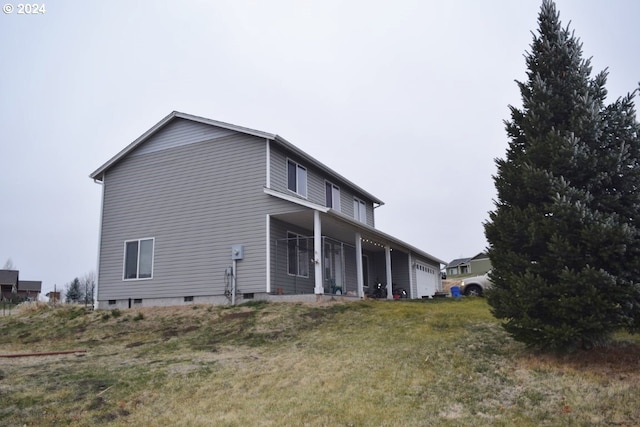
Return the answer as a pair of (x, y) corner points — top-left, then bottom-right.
(99, 131), (270, 300)
(368, 250), (410, 291)
(270, 218), (315, 295)
(344, 247), (357, 293)
(270, 145), (376, 226)
(391, 251), (410, 290)
(131, 118), (234, 157)
(269, 144), (288, 194)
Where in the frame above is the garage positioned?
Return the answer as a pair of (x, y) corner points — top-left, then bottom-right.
(415, 263), (437, 298)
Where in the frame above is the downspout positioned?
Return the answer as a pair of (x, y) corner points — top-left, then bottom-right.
(372, 202), (383, 228)
(265, 140), (271, 294)
(266, 214), (271, 294)
(265, 138), (271, 189)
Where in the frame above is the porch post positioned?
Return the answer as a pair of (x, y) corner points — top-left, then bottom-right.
(314, 210), (323, 295)
(385, 245), (393, 299)
(407, 253), (413, 299)
(265, 214), (271, 294)
(355, 232), (364, 298)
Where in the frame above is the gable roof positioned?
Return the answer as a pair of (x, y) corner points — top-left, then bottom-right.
(446, 252), (489, 268)
(470, 252), (489, 261)
(90, 111), (384, 205)
(445, 258), (471, 268)
(0, 270), (18, 285)
(18, 280), (42, 292)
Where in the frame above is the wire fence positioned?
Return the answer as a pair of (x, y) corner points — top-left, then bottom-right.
(1, 301), (18, 316)
(273, 236), (359, 296)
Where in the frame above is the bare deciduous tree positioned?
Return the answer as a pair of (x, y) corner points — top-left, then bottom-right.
(81, 271), (96, 306)
(3, 258), (16, 270)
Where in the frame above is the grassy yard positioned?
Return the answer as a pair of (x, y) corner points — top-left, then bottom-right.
(0, 298), (638, 426)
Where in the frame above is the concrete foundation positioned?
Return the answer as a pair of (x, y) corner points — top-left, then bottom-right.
(96, 293), (362, 310)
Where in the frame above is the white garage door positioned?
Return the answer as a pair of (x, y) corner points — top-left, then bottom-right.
(416, 263), (437, 298)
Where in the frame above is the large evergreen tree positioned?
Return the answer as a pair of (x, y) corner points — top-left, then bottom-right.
(65, 278), (82, 303)
(484, 0), (640, 350)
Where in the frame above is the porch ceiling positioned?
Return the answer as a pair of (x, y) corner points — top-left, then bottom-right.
(271, 210), (403, 254)
(265, 188), (446, 265)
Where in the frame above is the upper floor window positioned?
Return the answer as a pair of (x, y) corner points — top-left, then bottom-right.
(287, 159), (307, 198)
(325, 181), (341, 211)
(354, 198), (366, 223)
(124, 238), (154, 280)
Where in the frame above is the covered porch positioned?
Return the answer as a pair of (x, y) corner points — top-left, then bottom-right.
(268, 208), (443, 299)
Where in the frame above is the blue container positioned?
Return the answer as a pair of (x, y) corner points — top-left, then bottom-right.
(450, 286), (461, 298)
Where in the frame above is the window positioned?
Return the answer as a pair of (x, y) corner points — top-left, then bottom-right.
(354, 198), (366, 223)
(287, 159), (307, 197)
(287, 232), (309, 277)
(325, 182), (341, 211)
(124, 238), (154, 280)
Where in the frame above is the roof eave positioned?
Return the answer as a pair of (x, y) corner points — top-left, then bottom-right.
(325, 210), (446, 265)
(89, 111), (277, 182)
(89, 111), (178, 181)
(89, 112), (385, 207)
(273, 135), (384, 206)
(264, 189), (444, 265)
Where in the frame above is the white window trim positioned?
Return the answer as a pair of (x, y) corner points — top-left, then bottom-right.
(123, 237), (155, 281)
(354, 197), (367, 223)
(287, 231), (309, 278)
(286, 158), (308, 199)
(325, 180), (341, 211)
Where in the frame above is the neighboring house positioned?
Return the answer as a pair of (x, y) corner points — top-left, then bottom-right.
(18, 281), (42, 301)
(446, 258), (471, 277)
(46, 291), (61, 302)
(90, 111), (446, 309)
(0, 270), (42, 301)
(445, 252), (491, 278)
(0, 270), (18, 301)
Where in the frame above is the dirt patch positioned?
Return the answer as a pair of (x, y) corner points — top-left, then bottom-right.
(303, 309), (327, 320)
(561, 343), (640, 375)
(161, 325), (201, 339)
(222, 311), (253, 321)
(125, 341), (145, 348)
(521, 342), (640, 377)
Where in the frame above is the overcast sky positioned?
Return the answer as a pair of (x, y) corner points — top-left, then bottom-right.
(1, 0), (639, 297)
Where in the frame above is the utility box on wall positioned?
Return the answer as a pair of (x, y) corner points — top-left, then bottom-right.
(231, 245), (244, 260)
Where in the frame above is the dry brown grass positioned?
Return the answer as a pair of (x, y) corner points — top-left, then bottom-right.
(0, 299), (638, 426)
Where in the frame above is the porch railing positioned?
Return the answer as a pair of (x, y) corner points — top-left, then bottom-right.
(273, 236), (359, 296)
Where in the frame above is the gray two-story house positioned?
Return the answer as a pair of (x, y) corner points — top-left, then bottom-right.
(90, 111), (445, 309)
